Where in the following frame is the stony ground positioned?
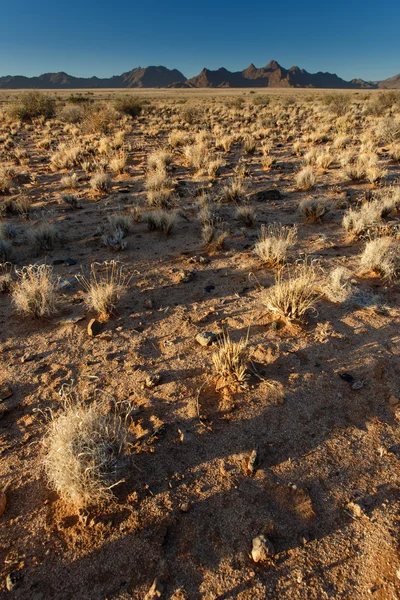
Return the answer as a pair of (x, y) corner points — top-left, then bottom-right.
(0, 90), (399, 599)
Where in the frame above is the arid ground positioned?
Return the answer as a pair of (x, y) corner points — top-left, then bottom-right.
(0, 89), (399, 599)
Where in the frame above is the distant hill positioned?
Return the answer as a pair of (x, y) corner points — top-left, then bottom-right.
(0, 66), (186, 89)
(185, 60), (376, 89)
(0, 61), (399, 89)
(378, 73), (400, 89)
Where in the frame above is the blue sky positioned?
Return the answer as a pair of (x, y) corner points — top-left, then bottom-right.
(1, 0), (399, 81)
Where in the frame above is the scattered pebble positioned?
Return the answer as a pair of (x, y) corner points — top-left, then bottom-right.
(351, 381), (364, 390)
(195, 331), (217, 347)
(145, 374), (161, 389)
(251, 534), (275, 562)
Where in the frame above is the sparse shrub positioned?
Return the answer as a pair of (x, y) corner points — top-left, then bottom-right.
(43, 392), (129, 508)
(0, 223), (18, 239)
(342, 201), (385, 237)
(323, 267), (354, 303)
(212, 331), (248, 387)
(144, 210), (176, 235)
(60, 173), (79, 189)
(12, 264), (58, 317)
(77, 261), (131, 320)
(60, 194), (80, 209)
(147, 149), (173, 172)
(254, 223), (297, 266)
(360, 237), (400, 279)
(109, 152), (127, 174)
(145, 170), (173, 193)
(114, 96), (143, 118)
(0, 263), (12, 293)
(261, 260), (320, 321)
(8, 91), (56, 121)
(220, 178), (247, 203)
(108, 214), (131, 236)
(202, 217), (228, 250)
(261, 154), (277, 171)
(298, 198), (330, 222)
(295, 166), (317, 190)
(103, 229), (127, 251)
(82, 105), (116, 134)
(29, 222), (58, 251)
(50, 143), (84, 171)
(147, 188), (173, 208)
(90, 172), (112, 193)
(14, 195), (32, 218)
(243, 134), (256, 154)
(322, 93), (351, 116)
(236, 205), (256, 227)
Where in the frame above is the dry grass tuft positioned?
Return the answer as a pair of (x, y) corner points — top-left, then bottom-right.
(12, 264), (58, 317)
(322, 266), (354, 303)
(212, 331), (249, 386)
(144, 210), (176, 235)
(298, 198), (330, 222)
(43, 389), (130, 509)
(90, 172), (112, 194)
(295, 166), (317, 190)
(360, 237), (400, 280)
(29, 222), (58, 251)
(261, 260), (320, 321)
(77, 261), (131, 320)
(254, 223), (297, 266)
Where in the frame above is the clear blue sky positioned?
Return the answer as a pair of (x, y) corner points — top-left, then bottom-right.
(1, 0), (399, 81)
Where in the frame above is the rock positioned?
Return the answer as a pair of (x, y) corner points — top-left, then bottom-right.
(145, 374), (161, 389)
(252, 189), (282, 202)
(346, 502), (363, 518)
(0, 385), (13, 402)
(144, 577), (164, 600)
(87, 319), (103, 337)
(65, 258), (77, 266)
(6, 571), (22, 592)
(20, 353), (36, 363)
(179, 502), (191, 513)
(204, 284), (215, 293)
(196, 332), (217, 347)
(177, 270), (194, 283)
(58, 278), (76, 291)
(351, 381), (364, 390)
(247, 449), (259, 475)
(251, 535), (275, 562)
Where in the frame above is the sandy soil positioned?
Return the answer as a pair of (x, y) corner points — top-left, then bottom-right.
(0, 91), (399, 599)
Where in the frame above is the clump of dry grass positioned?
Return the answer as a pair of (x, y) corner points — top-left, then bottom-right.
(236, 205), (256, 227)
(109, 151), (127, 174)
(202, 217), (228, 250)
(43, 389), (130, 509)
(342, 200), (385, 238)
(322, 266), (354, 303)
(360, 237), (400, 279)
(90, 172), (112, 193)
(295, 166), (317, 190)
(212, 331), (249, 387)
(60, 194), (80, 209)
(144, 209), (176, 235)
(29, 222), (58, 251)
(76, 261), (131, 320)
(60, 173), (79, 190)
(261, 260), (320, 321)
(108, 214), (131, 236)
(298, 198), (330, 222)
(220, 178), (247, 203)
(12, 264), (58, 317)
(254, 223), (297, 266)
(0, 262), (13, 293)
(147, 149), (173, 172)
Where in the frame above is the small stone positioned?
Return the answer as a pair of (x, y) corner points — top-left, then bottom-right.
(6, 571), (22, 592)
(251, 535), (275, 562)
(20, 353), (36, 363)
(179, 502), (191, 513)
(204, 284), (215, 293)
(389, 395), (399, 406)
(247, 449), (259, 475)
(337, 392), (343, 399)
(65, 258), (77, 266)
(145, 374), (161, 388)
(58, 278), (76, 291)
(339, 372), (354, 383)
(351, 381), (364, 390)
(0, 385), (13, 402)
(87, 319), (103, 337)
(196, 332), (217, 347)
(346, 502), (363, 518)
(144, 577), (164, 600)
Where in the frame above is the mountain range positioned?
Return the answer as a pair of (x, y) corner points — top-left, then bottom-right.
(0, 61), (398, 89)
